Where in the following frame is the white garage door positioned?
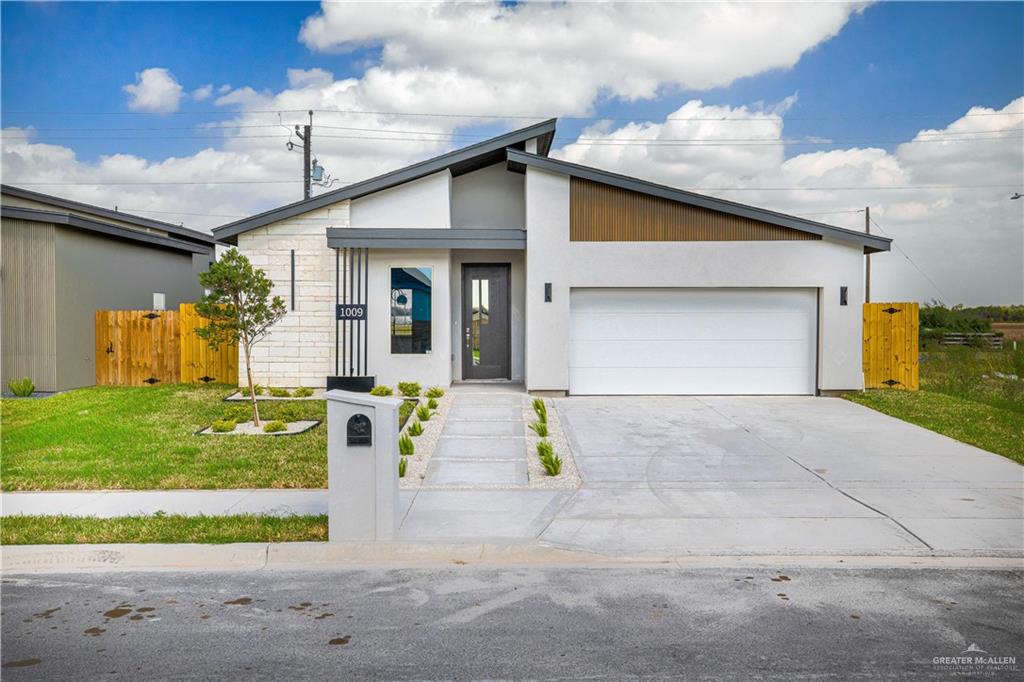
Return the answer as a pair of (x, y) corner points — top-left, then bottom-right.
(569, 288), (817, 395)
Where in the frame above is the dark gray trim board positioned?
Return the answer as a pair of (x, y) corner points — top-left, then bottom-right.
(1, 206), (213, 255)
(506, 150), (893, 254)
(213, 119), (557, 244)
(326, 228), (526, 250)
(1, 184), (215, 246)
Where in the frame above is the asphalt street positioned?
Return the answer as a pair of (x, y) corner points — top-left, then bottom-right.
(2, 565), (1021, 680)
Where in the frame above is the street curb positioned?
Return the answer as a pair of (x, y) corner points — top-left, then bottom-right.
(2, 542), (1022, 573)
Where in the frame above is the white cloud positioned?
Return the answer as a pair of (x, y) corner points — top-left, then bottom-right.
(3, 2), (1020, 305)
(298, 1), (862, 115)
(191, 84), (214, 102)
(555, 98), (1024, 305)
(122, 67), (185, 114)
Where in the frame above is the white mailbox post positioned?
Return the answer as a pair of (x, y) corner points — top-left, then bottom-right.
(326, 389), (403, 542)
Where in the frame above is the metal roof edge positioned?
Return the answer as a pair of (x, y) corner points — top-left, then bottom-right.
(1, 184), (215, 244)
(507, 149), (893, 254)
(212, 118), (558, 243)
(2, 205), (213, 255)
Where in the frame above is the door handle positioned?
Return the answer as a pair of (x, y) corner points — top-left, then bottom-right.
(464, 327), (470, 346)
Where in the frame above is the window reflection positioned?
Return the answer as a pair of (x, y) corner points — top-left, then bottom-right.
(391, 267), (432, 354)
(471, 278), (489, 365)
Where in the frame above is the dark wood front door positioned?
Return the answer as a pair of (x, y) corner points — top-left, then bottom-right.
(461, 264), (511, 380)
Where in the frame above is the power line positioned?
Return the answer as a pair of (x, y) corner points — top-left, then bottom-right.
(4, 126), (1020, 143)
(5, 107), (1022, 122)
(7, 180), (1016, 191)
(869, 216), (949, 305)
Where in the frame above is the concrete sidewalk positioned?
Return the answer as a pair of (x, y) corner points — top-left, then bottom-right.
(1, 489), (333, 518)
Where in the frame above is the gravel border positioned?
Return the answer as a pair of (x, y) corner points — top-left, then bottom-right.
(197, 420), (320, 436)
(522, 396), (581, 490)
(398, 392), (454, 489)
(224, 388), (325, 402)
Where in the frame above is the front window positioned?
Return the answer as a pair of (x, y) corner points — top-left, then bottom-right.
(390, 267), (432, 354)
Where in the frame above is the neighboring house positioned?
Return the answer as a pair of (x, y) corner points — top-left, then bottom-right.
(213, 119), (891, 396)
(1, 185), (216, 392)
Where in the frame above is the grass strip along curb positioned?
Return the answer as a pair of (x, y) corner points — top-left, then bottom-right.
(1, 514), (327, 545)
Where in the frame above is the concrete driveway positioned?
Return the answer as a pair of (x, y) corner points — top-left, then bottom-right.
(543, 396), (1023, 556)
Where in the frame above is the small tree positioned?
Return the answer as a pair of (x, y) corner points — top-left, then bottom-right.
(195, 249), (286, 426)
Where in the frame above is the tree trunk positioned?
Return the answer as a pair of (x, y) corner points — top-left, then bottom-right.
(243, 338), (260, 427)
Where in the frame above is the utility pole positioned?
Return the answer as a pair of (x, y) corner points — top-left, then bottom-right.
(291, 110), (314, 200)
(865, 206), (871, 303)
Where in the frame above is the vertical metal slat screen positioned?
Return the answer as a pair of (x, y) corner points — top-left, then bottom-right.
(334, 247), (370, 377)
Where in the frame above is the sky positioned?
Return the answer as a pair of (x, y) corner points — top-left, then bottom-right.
(2, 1), (1022, 306)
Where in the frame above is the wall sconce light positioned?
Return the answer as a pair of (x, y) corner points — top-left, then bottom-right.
(840, 286), (848, 306)
(544, 283), (552, 302)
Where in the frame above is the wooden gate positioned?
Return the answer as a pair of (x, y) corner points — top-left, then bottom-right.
(179, 303), (238, 384)
(863, 302), (920, 390)
(95, 304), (237, 386)
(95, 310), (180, 386)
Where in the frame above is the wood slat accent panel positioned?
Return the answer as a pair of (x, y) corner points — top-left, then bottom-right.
(570, 177), (821, 242)
(863, 302), (919, 390)
(179, 303), (238, 385)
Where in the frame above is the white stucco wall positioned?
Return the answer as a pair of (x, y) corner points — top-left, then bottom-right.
(451, 163), (525, 230)
(234, 201), (350, 387)
(449, 250), (526, 382)
(350, 171), (452, 229)
(524, 167), (867, 393)
(367, 249), (452, 389)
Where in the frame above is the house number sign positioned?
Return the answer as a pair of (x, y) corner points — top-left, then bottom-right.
(336, 303), (368, 321)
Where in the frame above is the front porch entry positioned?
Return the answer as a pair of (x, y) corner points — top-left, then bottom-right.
(461, 263), (511, 380)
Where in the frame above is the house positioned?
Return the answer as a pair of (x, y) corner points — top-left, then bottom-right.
(1, 185), (216, 392)
(213, 119), (891, 396)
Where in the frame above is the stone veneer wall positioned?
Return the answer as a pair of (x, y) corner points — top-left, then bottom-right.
(234, 202), (349, 387)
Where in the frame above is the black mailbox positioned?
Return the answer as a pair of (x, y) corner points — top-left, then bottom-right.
(347, 414), (372, 446)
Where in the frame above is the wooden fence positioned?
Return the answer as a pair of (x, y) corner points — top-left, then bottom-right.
(863, 302), (920, 390)
(178, 303), (238, 384)
(95, 303), (237, 386)
(940, 332), (1004, 350)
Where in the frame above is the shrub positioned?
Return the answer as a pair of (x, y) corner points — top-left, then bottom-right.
(223, 405), (250, 423)
(532, 398), (548, 423)
(398, 400), (415, 428)
(370, 385), (394, 397)
(399, 433), (415, 455)
(398, 457), (407, 478)
(415, 404), (431, 422)
(240, 384), (264, 397)
(425, 386), (445, 398)
(263, 420), (287, 433)
(7, 377), (34, 397)
(210, 419), (236, 433)
(427, 397), (438, 410)
(397, 381), (422, 397)
(528, 421), (548, 437)
(292, 386), (314, 398)
(407, 420), (424, 437)
(537, 440), (562, 476)
(268, 387), (291, 398)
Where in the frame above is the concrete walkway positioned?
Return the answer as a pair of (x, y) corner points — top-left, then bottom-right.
(423, 389), (527, 487)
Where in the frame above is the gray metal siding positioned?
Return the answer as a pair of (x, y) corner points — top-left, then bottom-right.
(53, 227), (208, 390)
(1, 218), (58, 392)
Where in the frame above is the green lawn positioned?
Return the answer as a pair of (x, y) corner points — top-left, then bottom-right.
(0, 514), (326, 544)
(1, 385), (326, 491)
(846, 347), (1024, 465)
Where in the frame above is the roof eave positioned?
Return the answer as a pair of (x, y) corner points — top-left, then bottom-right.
(1, 184), (215, 245)
(507, 149), (892, 254)
(212, 118), (558, 242)
(1, 206), (213, 255)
